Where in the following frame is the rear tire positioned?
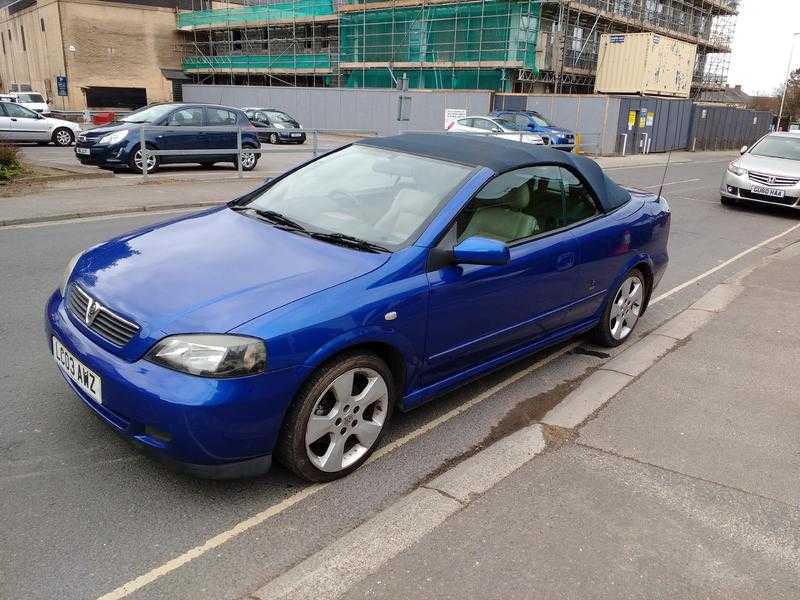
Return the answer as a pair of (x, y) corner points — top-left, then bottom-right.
(275, 352), (395, 482)
(269, 132), (279, 145)
(592, 268), (647, 348)
(235, 146), (258, 172)
(52, 127), (75, 147)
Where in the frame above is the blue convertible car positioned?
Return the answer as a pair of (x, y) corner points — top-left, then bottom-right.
(46, 133), (670, 481)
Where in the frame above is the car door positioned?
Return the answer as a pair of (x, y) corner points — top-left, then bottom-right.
(205, 107), (239, 161)
(423, 166), (580, 385)
(552, 166), (622, 323)
(0, 103), (15, 142)
(4, 102), (49, 141)
(160, 106), (205, 164)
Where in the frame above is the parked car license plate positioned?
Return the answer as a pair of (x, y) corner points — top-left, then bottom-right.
(291, 133), (301, 138)
(752, 186), (785, 198)
(52, 336), (102, 403)
(75, 147), (90, 156)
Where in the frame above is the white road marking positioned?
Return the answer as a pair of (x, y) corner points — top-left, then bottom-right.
(642, 178), (700, 189)
(95, 220), (800, 599)
(650, 222), (800, 305)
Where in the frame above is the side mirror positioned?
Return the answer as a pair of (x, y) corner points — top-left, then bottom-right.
(452, 236), (510, 266)
(491, 127), (501, 133)
(740, 145), (748, 155)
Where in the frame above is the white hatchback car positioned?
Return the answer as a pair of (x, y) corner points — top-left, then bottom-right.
(446, 116), (544, 145)
(0, 101), (81, 146)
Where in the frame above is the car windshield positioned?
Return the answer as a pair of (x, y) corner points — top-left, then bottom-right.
(749, 136), (800, 161)
(241, 145), (473, 248)
(120, 104), (178, 124)
(17, 93), (45, 103)
(266, 110), (298, 125)
(529, 112), (552, 127)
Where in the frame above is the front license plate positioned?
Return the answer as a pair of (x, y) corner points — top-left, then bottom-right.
(752, 186), (785, 198)
(52, 336), (102, 404)
(75, 147), (90, 156)
(291, 133), (301, 138)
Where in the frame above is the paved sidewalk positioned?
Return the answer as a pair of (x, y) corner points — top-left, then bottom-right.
(341, 244), (800, 599)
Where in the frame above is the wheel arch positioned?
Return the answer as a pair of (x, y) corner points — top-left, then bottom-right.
(630, 258), (655, 312)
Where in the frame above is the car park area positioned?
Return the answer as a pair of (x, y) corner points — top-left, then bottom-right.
(3, 150), (800, 599)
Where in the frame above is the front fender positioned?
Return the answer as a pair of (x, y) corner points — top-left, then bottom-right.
(296, 325), (423, 394)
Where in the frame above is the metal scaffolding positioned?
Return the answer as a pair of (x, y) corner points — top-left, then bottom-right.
(175, 0), (738, 94)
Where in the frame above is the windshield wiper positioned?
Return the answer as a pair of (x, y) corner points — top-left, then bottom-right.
(308, 232), (390, 253)
(231, 206), (307, 231)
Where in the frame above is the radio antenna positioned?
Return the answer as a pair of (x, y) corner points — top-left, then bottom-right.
(657, 148), (673, 200)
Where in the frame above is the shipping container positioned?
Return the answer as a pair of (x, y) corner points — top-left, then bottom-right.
(594, 33), (697, 99)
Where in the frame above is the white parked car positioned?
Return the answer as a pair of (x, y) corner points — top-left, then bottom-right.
(0, 101), (80, 146)
(446, 116), (544, 145)
(6, 91), (51, 115)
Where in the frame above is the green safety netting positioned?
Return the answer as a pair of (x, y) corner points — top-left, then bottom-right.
(339, 1), (539, 72)
(178, 0), (335, 29)
(343, 67), (512, 91)
(183, 54), (332, 70)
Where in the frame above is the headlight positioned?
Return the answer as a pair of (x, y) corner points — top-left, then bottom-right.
(98, 130), (128, 145)
(60, 251), (83, 296)
(146, 334), (266, 378)
(526, 135), (544, 145)
(727, 161), (747, 177)
(273, 123), (286, 129)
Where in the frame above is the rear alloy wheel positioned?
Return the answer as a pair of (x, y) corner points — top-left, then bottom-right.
(269, 132), (279, 145)
(237, 147), (258, 171)
(52, 127), (75, 147)
(594, 269), (646, 347)
(276, 353), (394, 481)
(128, 146), (159, 174)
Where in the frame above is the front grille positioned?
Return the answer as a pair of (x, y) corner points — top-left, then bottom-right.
(748, 171), (800, 187)
(739, 189), (799, 206)
(67, 284), (140, 346)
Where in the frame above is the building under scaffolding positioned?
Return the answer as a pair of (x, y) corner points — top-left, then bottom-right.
(176, 0), (738, 94)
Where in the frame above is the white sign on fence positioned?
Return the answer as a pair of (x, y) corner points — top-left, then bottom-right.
(444, 108), (467, 129)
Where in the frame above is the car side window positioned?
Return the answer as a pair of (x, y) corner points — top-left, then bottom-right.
(255, 111), (269, 124)
(560, 167), (599, 226)
(206, 108), (238, 126)
(453, 166), (560, 244)
(457, 118), (473, 128)
(472, 118), (495, 131)
(514, 114), (530, 128)
(166, 107), (203, 127)
(4, 102), (36, 118)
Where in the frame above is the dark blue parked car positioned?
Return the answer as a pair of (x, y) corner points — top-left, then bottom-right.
(490, 110), (576, 151)
(47, 133), (670, 481)
(75, 103), (261, 173)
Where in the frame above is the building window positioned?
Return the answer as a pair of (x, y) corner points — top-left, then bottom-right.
(20, 25), (25, 51)
(40, 18), (45, 32)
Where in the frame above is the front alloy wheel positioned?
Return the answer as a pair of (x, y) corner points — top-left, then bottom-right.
(276, 353), (394, 481)
(130, 147), (158, 174)
(52, 127), (74, 147)
(594, 269), (646, 347)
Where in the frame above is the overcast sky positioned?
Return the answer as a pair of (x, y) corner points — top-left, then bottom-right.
(728, 0), (800, 95)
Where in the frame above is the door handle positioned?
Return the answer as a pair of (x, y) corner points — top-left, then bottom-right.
(10, 118), (17, 121)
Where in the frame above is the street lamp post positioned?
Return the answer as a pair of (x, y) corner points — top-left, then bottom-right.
(777, 32), (800, 132)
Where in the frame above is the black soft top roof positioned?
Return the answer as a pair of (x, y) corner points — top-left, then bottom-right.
(356, 133), (631, 212)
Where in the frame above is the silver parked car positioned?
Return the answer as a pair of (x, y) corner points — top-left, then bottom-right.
(721, 132), (800, 209)
(446, 115), (544, 145)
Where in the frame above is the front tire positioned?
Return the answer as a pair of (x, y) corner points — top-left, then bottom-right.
(128, 145), (159, 174)
(593, 269), (646, 347)
(52, 127), (75, 147)
(275, 352), (395, 482)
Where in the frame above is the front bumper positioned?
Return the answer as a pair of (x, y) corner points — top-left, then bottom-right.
(721, 170), (800, 208)
(74, 142), (128, 167)
(45, 290), (300, 477)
